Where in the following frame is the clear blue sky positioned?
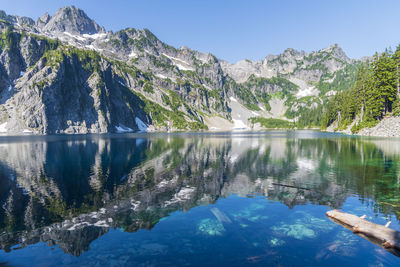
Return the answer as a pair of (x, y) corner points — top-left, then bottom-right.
(2, 0), (400, 62)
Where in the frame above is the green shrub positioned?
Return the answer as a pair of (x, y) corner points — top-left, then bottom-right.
(351, 119), (378, 133)
(249, 117), (293, 129)
(143, 82), (154, 93)
(392, 100), (400, 116)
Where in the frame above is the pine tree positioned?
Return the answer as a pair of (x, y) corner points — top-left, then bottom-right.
(393, 45), (400, 97)
(371, 51), (396, 116)
(322, 45), (400, 131)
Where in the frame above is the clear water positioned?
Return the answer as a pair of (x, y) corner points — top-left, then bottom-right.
(0, 131), (400, 266)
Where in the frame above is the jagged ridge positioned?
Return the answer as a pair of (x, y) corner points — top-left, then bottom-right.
(0, 6), (361, 134)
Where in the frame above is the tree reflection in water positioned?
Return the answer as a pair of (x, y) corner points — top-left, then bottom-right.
(0, 131), (399, 258)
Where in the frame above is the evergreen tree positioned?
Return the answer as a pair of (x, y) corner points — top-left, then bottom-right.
(371, 51), (396, 116)
(322, 46), (400, 132)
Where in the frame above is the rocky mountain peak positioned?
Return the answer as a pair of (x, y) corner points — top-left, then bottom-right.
(281, 48), (306, 60)
(283, 48), (297, 56)
(320, 43), (349, 62)
(0, 10), (12, 22)
(0, 10), (34, 26)
(322, 43), (340, 51)
(40, 6), (105, 35)
(36, 12), (51, 28)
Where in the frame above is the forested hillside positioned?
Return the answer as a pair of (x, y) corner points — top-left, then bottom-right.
(322, 46), (400, 133)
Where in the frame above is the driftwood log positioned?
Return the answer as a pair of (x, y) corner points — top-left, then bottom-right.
(326, 210), (400, 252)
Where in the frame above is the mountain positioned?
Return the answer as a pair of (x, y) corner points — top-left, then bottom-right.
(0, 6), (361, 134)
(38, 6), (105, 35)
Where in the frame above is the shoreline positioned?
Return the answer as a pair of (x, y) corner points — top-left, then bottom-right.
(324, 116), (400, 138)
(2, 125), (400, 138)
(0, 128), (321, 138)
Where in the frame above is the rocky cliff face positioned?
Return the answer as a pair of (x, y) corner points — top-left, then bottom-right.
(221, 45), (351, 83)
(39, 6), (105, 35)
(0, 6), (361, 134)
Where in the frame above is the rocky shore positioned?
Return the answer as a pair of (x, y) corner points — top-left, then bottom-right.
(326, 116), (400, 137)
(357, 117), (400, 137)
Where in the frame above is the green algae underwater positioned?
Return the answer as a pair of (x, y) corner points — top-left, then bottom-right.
(0, 131), (400, 266)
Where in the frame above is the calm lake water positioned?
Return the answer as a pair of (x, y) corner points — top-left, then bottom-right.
(1, 131), (400, 266)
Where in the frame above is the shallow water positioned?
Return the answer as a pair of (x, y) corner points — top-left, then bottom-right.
(0, 131), (400, 266)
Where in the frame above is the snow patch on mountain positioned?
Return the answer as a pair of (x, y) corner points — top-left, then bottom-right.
(162, 53), (194, 71)
(135, 117), (147, 132)
(232, 119), (248, 130)
(0, 122), (7, 133)
(175, 64), (192, 71)
(155, 74), (167, 79)
(115, 125), (133, 133)
(85, 44), (103, 52)
(63, 31), (86, 41)
(129, 51), (137, 58)
(296, 86), (318, 98)
(82, 33), (106, 39)
(229, 97), (259, 130)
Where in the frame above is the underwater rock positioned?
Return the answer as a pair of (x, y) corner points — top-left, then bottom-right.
(294, 217), (335, 232)
(232, 203), (269, 222)
(197, 218), (225, 236)
(246, 215), (269, 222)
(269, 238), (285, 247)
(286, 224), (316, 239)
(272, 223), (316, 240)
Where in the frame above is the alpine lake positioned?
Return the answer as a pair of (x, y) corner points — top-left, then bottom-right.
(1, 130), (400, 266)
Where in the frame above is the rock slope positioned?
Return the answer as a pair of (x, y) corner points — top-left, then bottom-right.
(357, 117), (400, 137)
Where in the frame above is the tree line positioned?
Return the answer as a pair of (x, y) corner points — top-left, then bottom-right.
(321, 46), (400, 132)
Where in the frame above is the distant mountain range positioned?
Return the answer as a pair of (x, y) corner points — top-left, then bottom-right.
(0, 6), (362, 134)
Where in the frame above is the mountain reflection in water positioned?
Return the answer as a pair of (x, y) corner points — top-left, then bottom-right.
(0, 131), (400, 265)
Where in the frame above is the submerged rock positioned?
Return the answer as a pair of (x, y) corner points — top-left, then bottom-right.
(197, 218), (225, 236)
(271, 223), (316, 240)
(269, 238), (285, 247)
(231, 203), (269, 222)
(292, 215), (335, 232)
(287, 224), (316, 239)
(271, 211), (338, 241)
